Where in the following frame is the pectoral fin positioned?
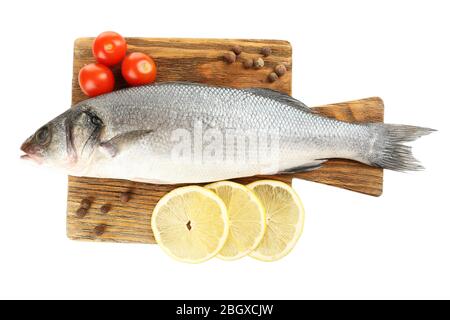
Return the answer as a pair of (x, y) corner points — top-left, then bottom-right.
(99, 129), (154, 158)
(99, 141), (118, 157)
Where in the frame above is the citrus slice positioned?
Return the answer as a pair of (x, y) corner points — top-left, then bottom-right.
(151, 186), (229, 263)
(247, 180), (305, 261)
(206, 181), (266, 260)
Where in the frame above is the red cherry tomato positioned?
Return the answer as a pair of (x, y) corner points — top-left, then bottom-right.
(78, 63), (115, 97)
(92, 31), (127, 66)
(121, 52), (157, 86)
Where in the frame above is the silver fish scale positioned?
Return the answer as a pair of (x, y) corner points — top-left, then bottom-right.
(77, 82), (373, 180)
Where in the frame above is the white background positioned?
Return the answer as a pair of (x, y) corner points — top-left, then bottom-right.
(0, 0), (448, 299)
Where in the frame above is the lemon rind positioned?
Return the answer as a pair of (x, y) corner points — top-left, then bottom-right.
(246, 180), (305, 262)
(151, 186), (230, 264)
(205, 181), (266, 261)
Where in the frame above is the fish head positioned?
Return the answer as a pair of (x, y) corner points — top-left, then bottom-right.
(20, 106), (104, 170)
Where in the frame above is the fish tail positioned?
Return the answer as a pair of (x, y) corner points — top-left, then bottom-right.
(367, 124), (435, 171)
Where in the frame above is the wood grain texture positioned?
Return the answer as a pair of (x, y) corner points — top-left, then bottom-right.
(72, 38), (292, 105)
(67, 38), (383, 243)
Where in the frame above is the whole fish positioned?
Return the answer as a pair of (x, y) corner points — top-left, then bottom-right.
(20, 82), (433, 183)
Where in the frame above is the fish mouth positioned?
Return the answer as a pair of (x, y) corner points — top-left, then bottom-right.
(20, 153), (43, 164)
(20, 141), (43, 164)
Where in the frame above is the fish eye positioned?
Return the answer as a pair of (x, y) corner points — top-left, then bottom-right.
(90, 115), (102, 126)
(35, 126), (51, 145)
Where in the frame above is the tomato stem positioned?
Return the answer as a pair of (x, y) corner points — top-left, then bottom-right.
(137, 60), (151, 74)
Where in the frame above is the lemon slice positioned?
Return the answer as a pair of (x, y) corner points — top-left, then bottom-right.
(247, 180), (305, 261)
(151, 186), (229, 263)
(206, 181), (266, 260)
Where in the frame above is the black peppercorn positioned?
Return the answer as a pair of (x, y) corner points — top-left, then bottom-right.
(268, 72), (279, 82)
(223, 51), (236, 63)
(231, 45), (242, 55)
(261, 47), (272, 57)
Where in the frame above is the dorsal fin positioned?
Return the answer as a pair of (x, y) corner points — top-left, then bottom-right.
(245, 88), (315, 113)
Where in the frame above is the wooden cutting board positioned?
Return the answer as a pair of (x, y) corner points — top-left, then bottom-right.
(67, 38), (383, 243)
